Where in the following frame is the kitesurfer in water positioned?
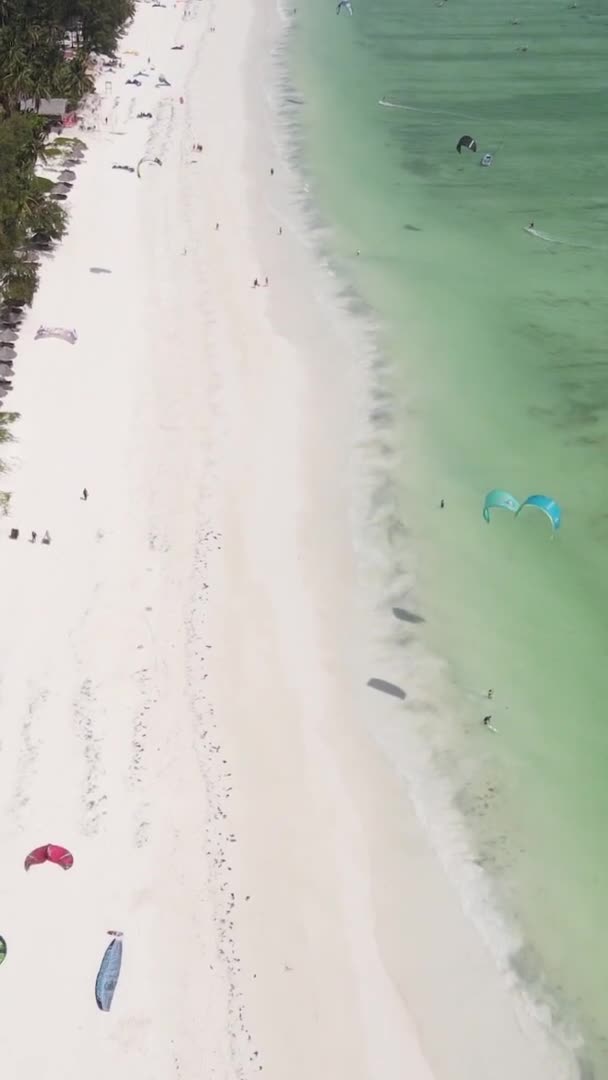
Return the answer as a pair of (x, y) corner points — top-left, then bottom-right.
(529, 222), (534, 230)
(483, 715), (497, 732)
(440, 498), (445, 509)
(487, 688), (493, 700)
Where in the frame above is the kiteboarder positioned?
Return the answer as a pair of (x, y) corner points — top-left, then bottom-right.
(483, 715), (497, 732)
(529, 222), (534, 230)
(440, 499), (445, 509)
(487, 688), (494, 700)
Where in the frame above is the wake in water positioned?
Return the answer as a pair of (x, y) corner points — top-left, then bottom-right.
(524, 226), (595, 250)
(378, 97), (486, 124)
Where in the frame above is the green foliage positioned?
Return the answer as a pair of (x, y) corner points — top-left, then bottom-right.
(0, 0), (132, 313)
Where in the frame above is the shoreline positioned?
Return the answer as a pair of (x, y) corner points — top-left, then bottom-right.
(0, 2), (579, 1079)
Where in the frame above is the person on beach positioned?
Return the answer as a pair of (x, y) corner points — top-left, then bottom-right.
(253, 278), (259, 287)
(264, 276), (269, 286)
(31, 531), (37, 543)
(215, 222), (220, 230)
(270, 167), (274, 176)
(82, 487), (88, 501)
(278, 226), (282, 235)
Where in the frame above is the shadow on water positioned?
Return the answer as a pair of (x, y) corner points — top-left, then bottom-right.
(367, 677), (407, 699)
(392, 605), (425, 624)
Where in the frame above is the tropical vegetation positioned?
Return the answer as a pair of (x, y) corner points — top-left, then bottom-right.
(0, 0), (134, 305)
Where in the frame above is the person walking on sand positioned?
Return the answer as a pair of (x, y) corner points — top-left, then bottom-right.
(31, 530), (37, 543)
(82, 487), (88, 501)
(264, 276), (269, 287)
(215, 222), (220, 230)
(253, 277), (259, 288)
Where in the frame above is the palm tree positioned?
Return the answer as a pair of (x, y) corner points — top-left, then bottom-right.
(55, 49), (94, 103)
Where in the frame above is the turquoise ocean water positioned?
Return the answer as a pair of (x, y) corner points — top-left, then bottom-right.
(291, 0), (608, 1072)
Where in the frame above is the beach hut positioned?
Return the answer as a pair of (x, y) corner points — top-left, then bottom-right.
(20, 97), (68, 119)
(30, 232), (53, 250)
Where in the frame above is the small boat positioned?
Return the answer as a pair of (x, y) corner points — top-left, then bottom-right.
(480, 153), (493, 167)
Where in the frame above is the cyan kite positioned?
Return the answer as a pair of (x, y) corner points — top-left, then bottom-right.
(482, 490), (521, 522)
(483, 490), (561, 532)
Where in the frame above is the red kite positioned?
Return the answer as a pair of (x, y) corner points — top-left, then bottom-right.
(24, 844), (73, 871)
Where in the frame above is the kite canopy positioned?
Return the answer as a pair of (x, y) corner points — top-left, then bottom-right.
(95, 933), (123, 1012)
(24, 844), (74, 871)
(136, 155), (162, 178)
(457, 134), (477, 154)
(483, 489), (520, 522)
(516, 494), (561, 531)
(35, 326), (77, 344)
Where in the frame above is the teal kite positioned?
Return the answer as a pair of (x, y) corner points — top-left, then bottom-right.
(482, 490), (521, 522)
(483, 490), (561, 531)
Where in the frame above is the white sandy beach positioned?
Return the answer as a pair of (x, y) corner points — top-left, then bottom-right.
(0, 1), (577, 1078)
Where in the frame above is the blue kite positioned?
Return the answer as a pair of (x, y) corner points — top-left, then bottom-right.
(516, 494), (561, 532)
(95, 932), (123, 1012)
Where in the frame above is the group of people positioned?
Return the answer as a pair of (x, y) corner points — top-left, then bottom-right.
(18, 490), (88, 546)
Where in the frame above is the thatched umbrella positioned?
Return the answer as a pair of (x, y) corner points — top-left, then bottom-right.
(51, 183), (71, 200)
(0, 347), (16, 361)
(0, 329), (17, 343)
(58, 169), (77, 182)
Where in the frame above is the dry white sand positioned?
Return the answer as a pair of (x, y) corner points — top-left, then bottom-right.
(0, 1), (577, 1078)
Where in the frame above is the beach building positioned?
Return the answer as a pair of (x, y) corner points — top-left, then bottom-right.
(19, 98), (69, 119)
